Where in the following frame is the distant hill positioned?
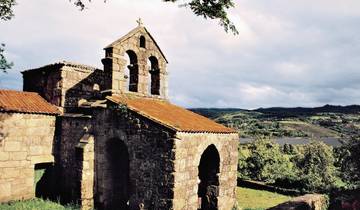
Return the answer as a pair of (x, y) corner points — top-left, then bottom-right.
(189, 108), (245, 119)
(255, 104), (360, 118)
(190, 105), (360, 141)
(191, 105), (360, 119)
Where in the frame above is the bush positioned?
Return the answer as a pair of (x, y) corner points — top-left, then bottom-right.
(238, 138), (297, 183)
(336, 137), (360, 188)
(294, 141), (337, 192)
(238, 139), (339, 193)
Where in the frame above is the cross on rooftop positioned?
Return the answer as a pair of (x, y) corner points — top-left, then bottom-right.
(137, 18), (143, 26)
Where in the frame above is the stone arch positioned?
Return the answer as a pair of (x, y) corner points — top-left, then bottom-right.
(103, 138), (130, 210)
(148, 56), (160, 95)
(140, 35), (146, 48)
(197, 144), (220, 210)
(124, 50), (139, 92)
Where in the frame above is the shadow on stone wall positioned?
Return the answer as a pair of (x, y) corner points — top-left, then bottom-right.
(35, 163), (57, 200)
(63, 69), (106, 113)
(0, 113), (10, 148)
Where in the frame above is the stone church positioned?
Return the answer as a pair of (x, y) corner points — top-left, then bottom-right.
(0, 23), (238, 210)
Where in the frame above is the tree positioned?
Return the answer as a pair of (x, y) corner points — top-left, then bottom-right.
(0, 0), (15, 73)
(295, 141), (337, 192)
(337, 138), (360, 188)
(71, 0), (238, 35)
(0, 0), (15, 20)
(0, 44), (13, 73)
(238, 138), (297, 183)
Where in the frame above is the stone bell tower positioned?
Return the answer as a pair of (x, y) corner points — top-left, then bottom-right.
(102, 19), (169, 99)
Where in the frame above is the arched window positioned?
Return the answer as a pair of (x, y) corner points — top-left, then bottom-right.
(125, 50), (138, 92)
(140, 36), (146, 48)
(148, 56), (160, 95)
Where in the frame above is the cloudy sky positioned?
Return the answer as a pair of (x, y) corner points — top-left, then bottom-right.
(1, 0), (360, 109)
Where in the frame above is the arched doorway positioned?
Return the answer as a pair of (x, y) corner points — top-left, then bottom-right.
(198, 145), (220, 210)
(105, 138), (130, 210)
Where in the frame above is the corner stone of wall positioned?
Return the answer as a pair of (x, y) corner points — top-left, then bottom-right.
(76, 134), (95, 210)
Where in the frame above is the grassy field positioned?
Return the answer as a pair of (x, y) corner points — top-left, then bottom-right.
(236, 187), (291, 210)
(0, 198), (79, 210)
(0, 187), (289, 210)
(280, 120), (339, 138)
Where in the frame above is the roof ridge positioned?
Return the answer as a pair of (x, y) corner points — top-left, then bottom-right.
(22, 60), (100, 73)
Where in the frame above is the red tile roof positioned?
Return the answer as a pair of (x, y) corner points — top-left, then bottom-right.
(0, 90), (60, 115)
(107, 95), (236, 133)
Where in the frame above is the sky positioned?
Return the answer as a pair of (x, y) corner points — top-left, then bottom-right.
(1, 0), (360, 109)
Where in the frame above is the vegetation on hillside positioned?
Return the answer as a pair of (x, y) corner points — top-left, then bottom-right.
(238, 139), (339, 193)
(191, 105), (360, 139)
(335, 137), (360, 188)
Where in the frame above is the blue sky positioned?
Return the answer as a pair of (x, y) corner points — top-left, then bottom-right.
(1, 0), (360, 109)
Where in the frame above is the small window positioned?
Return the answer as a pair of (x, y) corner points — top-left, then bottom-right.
(93, 84), (100, 91)
(140, 36), (146, 48)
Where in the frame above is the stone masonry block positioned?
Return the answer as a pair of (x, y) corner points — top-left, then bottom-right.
(4, 141), (21, 152)
(0, 152), (9, 161)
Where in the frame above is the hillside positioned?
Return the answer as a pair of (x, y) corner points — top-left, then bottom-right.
(190, 105), (360, 141)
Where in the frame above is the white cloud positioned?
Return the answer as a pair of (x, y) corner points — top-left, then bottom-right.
(1, 0), (360, 108)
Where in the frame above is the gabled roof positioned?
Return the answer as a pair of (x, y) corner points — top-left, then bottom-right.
(0, 90), (60, 115)
(105, 26), (168, 63)
(107, 94), (236, 134)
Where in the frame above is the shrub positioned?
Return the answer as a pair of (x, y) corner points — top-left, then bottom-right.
(238, 138), (297, 183)
(294, 141), (337, 192)
(336, 137), (360, 188)
(238, 139), (340, 193)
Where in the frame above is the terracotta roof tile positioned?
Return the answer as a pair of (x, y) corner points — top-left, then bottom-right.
(0, 90), (60, 115)
(107, 95), (236, 133)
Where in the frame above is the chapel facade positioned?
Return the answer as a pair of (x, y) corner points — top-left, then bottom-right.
(0, 23), (238, 210)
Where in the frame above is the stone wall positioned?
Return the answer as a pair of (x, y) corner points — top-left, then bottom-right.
(92, 108), (176, 210)
(61, 66), (105, 110)
(102, 27), (168, 99)
(55, 114), (92, 204)
(23, 63), (106, 112)
(268, 194), (328, 210)
(76, 134), (95, 210)
(0, 112), (56, 202)
(172, 132), (239, 210)
(23, 66), (62, 107)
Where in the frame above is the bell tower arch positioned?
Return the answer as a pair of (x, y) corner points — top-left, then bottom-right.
(102, 20), (168, 99)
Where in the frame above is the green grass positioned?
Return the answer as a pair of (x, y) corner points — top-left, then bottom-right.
(34, 168), (45, 187)
(1, 187), (289, 210)
(280, 121), (339, 138)
(237, 187), (291, 210)
(0, 198), (79, 210)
